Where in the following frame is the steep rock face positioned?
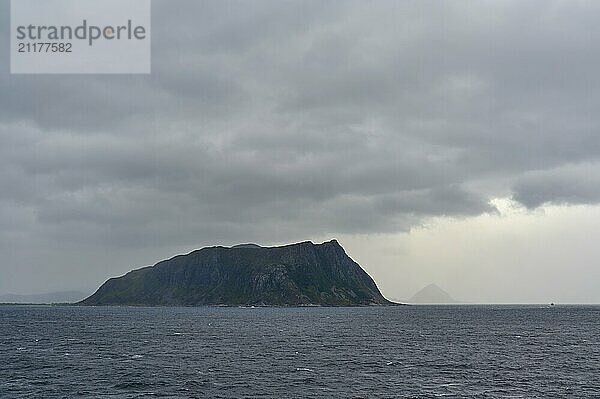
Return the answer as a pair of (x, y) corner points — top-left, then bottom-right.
(80, 240), (392, 306)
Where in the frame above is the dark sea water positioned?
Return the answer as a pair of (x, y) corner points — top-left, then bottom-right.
(1, 305), (599, 398)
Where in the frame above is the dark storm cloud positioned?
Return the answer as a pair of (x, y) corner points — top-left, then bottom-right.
(2, 0), (600, 293)
(512, 163), (600, 209)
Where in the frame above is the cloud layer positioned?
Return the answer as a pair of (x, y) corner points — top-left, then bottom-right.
(1, 0), (600, 293)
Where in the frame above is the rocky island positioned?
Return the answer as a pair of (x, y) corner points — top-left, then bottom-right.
(409, 283), (458, 304)
(80, 240), (393, 306)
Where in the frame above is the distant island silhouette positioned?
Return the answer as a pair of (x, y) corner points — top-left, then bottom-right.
(80, 240), (395, 307)
(409, 283), (458, 304)
(0, 291), (87, 304)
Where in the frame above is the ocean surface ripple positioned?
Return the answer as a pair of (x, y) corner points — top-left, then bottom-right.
(1, 305), (599, 398)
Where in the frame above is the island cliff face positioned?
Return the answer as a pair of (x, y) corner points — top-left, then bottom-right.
(80, 240), (392, 306)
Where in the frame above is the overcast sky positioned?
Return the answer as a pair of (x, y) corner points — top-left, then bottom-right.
(1, 0), (600, 303)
